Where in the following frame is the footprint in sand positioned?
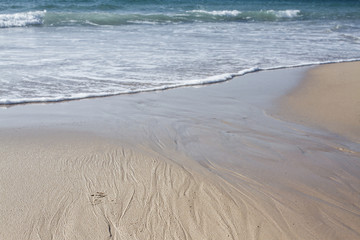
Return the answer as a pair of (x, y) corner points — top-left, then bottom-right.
(90, 192), (107, 205)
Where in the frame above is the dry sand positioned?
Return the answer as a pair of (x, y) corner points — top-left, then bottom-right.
(1, 63), (360, 240)
(278, 61), (360, 142)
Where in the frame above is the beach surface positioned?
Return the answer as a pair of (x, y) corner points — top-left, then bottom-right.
(1, 63), (360, 240)
(277, 61), (360, 143)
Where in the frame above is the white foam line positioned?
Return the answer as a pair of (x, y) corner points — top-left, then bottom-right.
(266, 10), (300, 18)
(1, 58), (360, 106)
(188, 10), (242, 17)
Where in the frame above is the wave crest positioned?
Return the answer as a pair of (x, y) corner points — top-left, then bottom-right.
(187, 9), (301, 20)
(267, 10), (300, 18)
(0, 9), (302, 28)
(188, 10), (242, 17)
(0, 10), (46, 28)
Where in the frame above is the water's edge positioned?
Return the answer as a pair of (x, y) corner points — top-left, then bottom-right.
(2, 59), (359, 107)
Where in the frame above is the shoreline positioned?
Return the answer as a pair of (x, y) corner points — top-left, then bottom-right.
(2, 59), (359, 108)
(1, 63), (359, 239)
(276, 61), (360, 143)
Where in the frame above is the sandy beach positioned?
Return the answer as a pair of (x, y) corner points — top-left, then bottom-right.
(1, 63), (360, 240)
(277, 61), (360, 143)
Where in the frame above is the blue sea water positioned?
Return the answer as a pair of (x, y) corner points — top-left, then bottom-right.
(0, 0), (359, 104)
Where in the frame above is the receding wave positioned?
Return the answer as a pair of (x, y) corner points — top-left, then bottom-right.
(1, 59), (359, 106)
(0, 9), (303, 28)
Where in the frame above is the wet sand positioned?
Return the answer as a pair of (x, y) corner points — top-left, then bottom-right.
(0, 63), (359, 240)
(277, 61), (360, 143)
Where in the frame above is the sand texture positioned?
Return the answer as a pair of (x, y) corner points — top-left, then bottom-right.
(1, 64), (360, 239)
(0, 132), (291, 240)
(1, 130), (359, 240)
(278, 61), (360, 142)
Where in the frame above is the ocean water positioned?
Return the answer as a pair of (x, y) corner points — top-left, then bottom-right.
(1, 0), (359, 105)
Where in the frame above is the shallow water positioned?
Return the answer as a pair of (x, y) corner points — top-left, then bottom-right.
(1, 0), (360, 104)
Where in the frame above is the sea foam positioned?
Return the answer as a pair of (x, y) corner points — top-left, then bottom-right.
(188, 10), (242, 17)
(0, 9), (301, 28)
(267, 10), (300, 18)
(3, 61), (360, 106)
(0, 11), (46, 28)
(187, 9), (300, 19)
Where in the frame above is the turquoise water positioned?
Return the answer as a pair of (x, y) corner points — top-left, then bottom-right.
(1, 0), (359, 104)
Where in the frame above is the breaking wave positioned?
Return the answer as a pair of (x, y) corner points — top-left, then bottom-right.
(0, 11), (46, 28)
(0, 9), (302, 28)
